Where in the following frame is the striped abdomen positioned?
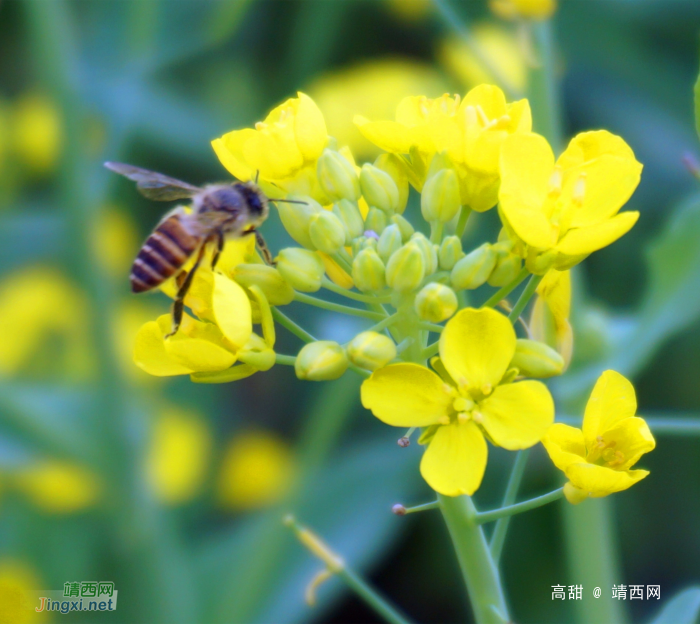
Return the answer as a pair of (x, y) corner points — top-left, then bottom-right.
(130, 214), (202, 293)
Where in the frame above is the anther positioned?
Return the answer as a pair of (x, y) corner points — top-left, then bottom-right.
(398, 426), (416, 448)
(481, 383), (493, 396)
(463, 105), (478, 129)
(472, 411), (484, 424)
(573, 172), (587, 206)
(457, 412), (471, 423)
(255, 121), (267, 131)
(548, 167), (563, 197)
(475, 104), (490, 126)
(438, 415), (451, 425)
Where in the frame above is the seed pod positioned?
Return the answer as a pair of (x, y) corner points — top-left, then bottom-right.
(346, 331), (397, 370)
(360, 163), (400, 214)
(439, 235), (464, 271)
(309, 211), (346, 254)
(234, 264), (295, 305)
(386, 242), (425, 293)
(317, 149), (361, 201)
(295, 341), (349, 381)
(276, 248), (325, 293)
(450, 244), (497, 290)
(415, 282), (459, 323)
(352, 248), (386, 292)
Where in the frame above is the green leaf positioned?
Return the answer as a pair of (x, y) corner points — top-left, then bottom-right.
(695, 60), (700, 140)
(648, 587), (700, 624)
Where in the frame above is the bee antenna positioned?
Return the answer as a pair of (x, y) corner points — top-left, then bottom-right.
(255, 170), (260, 184)
(273, 198), (308, 205)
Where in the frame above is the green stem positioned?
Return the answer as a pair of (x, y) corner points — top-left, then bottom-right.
(294, 292), (386, 320)
(418, 321), (445, 333)
(422, 341), (440, 360)
(322, 277), (393, 303)
(272, 307), (316, 343)
(348, 363), (371, 379)
(557, 414), (700, 436)
(529, 21), (563, 152)
(339, 568), (414, 624)
(455, 206), (473, 238)
(476, 487), (564, 525)
(438, 494), (509, 624)
(333, 250), (354, 273)
(366, 313), (401, 335)
(401, 500), (439, 515)
(275, 354), (297, 366)
(430, 221), (444, 244)
(490, 449), (530, 563)
(508, 274), (543, 323)
(482, 267), (529, 308)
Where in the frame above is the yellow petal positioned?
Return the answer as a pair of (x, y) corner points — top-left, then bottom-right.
(134, 315), (195, 377)
(541, 423), (586, 472)
(420, 420), (487, 496)
(480, 380), (554, 449)
(499, 133), (556, 248)
(597, 416), (655, 471)
(318, 251), (354, 289)
(566, 462), (649, 497)
(354, 116), (413, 153)
(506, 98), (532, 133)
(294, 92), (328, 161)
(460, 84), (508, 120)
(439, 308), (516, 391)
(243, 126), (304, 180)
(360, 363), (453, 427)
(582, 370), (637, 447)
(211, 129), (257, 181)
(211, 274), (252, 349)
(216, 235), (257, 277)
(164, 315), (236, 372)
(395, 95), (430, 126)
(555, 211), (639, 256)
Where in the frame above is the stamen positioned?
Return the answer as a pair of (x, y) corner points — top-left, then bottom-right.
(255, 121), (267, 131)
(453, 93), (461, 108)
(548, 167), (563, 197)
(572, 172), (587, 206)
(463, 105), (478, 129)
(475, 104), (490, 126)
(481, 383), (493, 396)
(457, 412), (471, 423)
(305, 569), (333, 607)
(453, 397), (474, 412)
(472, 411), (484, 424)
(438, 415), (451, 425)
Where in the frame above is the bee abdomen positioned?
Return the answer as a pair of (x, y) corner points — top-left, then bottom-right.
(130, 216), (201, 293)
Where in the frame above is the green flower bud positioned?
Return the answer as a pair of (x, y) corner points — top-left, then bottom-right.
(332, 199), (364, 244)
(352, 248), (386, 292)
(351, 235), (367, 257)
(414, 282), (459, 323)
(309, 211), (346, 254)
(377, 224), (403, 263)
(510, 339), (565, 378)
(234, 264), (295, 305)
(238, 334), (276, 371)
(421, 168), (461, 223)
(276, 247), (325, 293)
(360, 163), (400, 214)
(346, 331), (397, 371)
(317, 149), (360, 202)
(450, 243), (497, 290)
(488, 252), (522, 287)
(295, 341), (349, 381)
(374, 153), (409, 214)
(390, 214), (415, 242)
(276, 196), (322, 250)
(386, 243), (425, 293)
(410, 233), (438, 275)
(364, 207), (388, 235)
(439, 235), (464, 271)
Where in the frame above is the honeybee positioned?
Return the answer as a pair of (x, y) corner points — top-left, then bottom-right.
(105, 161), (281, 337)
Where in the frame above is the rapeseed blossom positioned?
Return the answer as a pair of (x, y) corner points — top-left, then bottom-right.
(542, 370), (655, 504)
(490, 0), (557, 21)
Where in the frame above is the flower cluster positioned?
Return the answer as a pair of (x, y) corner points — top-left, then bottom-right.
(132, 88), (653, 499)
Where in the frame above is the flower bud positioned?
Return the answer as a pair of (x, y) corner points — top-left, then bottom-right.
(563, 482), (589, 505)
(390, 214), (415, 242)
(488, 252), (522, 287)
(276, 196), (322, 250)
(510, 339), (565, 378)
(421, 169), (461, 223)
(360, 164), (400, 214)
(351, 235), (367, 257)
(332, 199), (364, 244)
(374, 153), (409, 214)
(450, 244), (497, 290)
(309, 211), (346, 254)
(295, 341), (348, 381)
(439, 235), (464, 271)
(238, 334), (276, 371)
(414, 282), (459, 323)
(386, 243), (425, 293)
(276, 248), (325, 293)
(377, 224), (403, 263)
(317, 149), (360, 202)
(346, 331), (397, 371)
(352, 248), (386, 292)
(234, 264), (295, 305)
(410, 233), (438, 275)
(364, 207), (388, 235)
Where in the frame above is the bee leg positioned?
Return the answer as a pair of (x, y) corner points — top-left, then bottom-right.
(253, 229), (276, 266)
(210, 228), (225, 270)
(166, 243), (208, 338)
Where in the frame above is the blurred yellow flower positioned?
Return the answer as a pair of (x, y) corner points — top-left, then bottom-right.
(0, 267), (93, 380)
(212, 92), (330, 202)
(542, 371), (655, 504)
(0, 559), (40, 624)
(355, 85), (532, 211)
(490, 0), (556, 21)
(361, 308), (554, 496)
(12, 93), (63, 175)
(308, 59), (447, 161)
(93, 207), (140, 279)
(13, 461), (100, 513)
(384, 0), (431, 22)
(530, 269), (573, 368)
(499, 131), (642, 273)
(147, 406), (212, 504)
(439, 26), (527, 93)
(217, 430), (295, 510)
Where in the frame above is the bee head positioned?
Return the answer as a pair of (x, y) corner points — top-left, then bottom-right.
(236, 181), (269, 224)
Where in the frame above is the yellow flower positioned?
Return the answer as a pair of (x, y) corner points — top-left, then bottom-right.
(530, 269), (573, 368)
(542, 370), (655, 504)
(147, 406), (212, 504)
(490, 0), (556, 21)
(499, 131), (642, 273)
(355, 85), (532, 211)
(93, 206), (140, 279)
(384, 0), (431, 22)
(12, 92), (63, 175)
(217, 430), (295, 510)
(212, 92), (330, 202)
(13, 461), (100, 513)
(361, 308), (554, 496)
(0, 559), (40, 624)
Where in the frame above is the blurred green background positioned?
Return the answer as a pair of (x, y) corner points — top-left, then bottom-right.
(0, 0), (699, 622)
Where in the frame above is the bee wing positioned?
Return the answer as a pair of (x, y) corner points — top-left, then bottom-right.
(104, 161), (202, 201)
